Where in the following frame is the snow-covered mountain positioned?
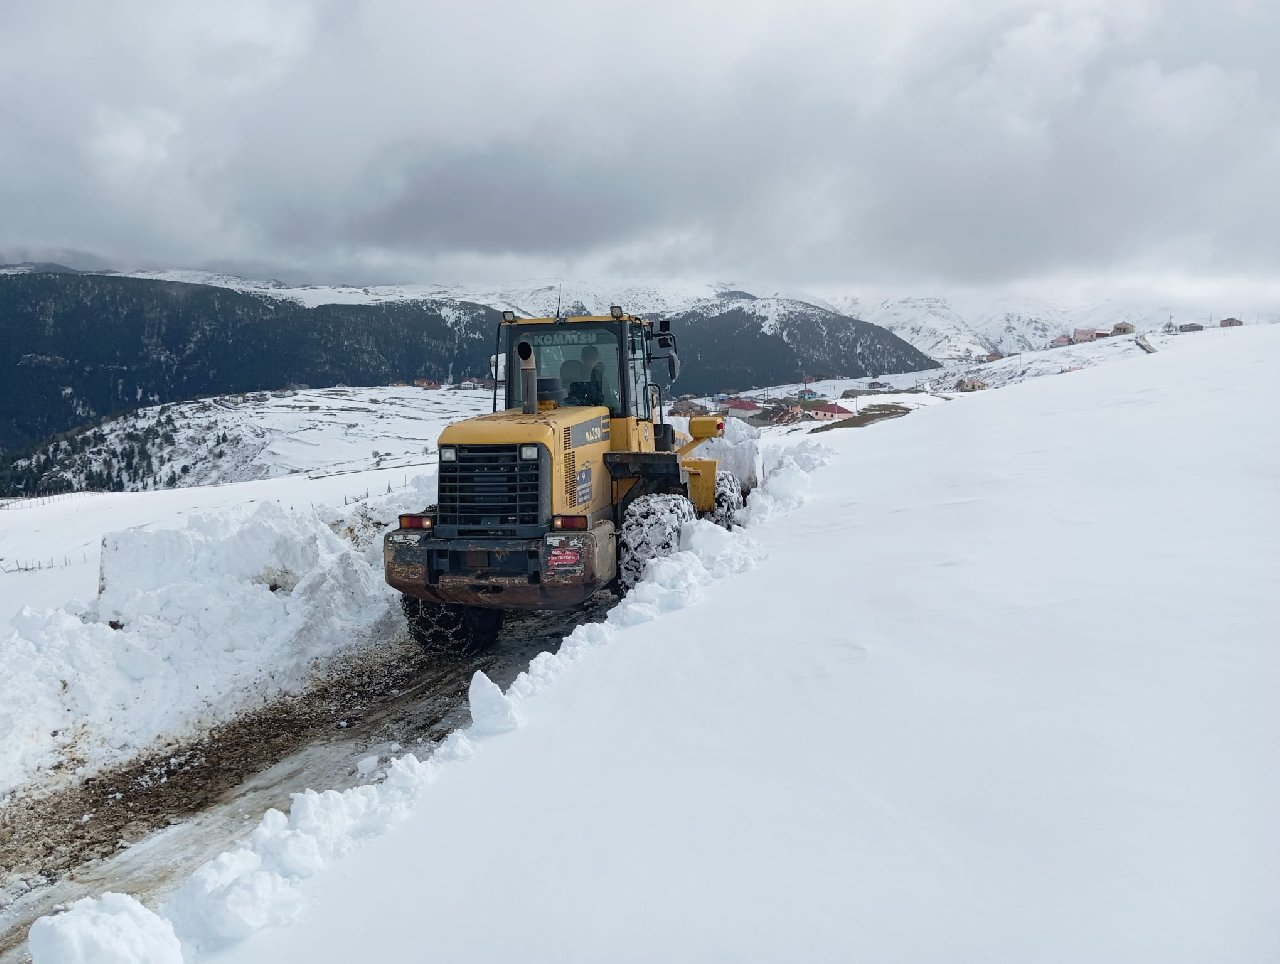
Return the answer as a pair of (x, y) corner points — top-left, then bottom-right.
(826, 290), (1277, 361)
(121, 270), (732, 317)
(122, 269), (1277, 363)
(857, 296), (995, 361)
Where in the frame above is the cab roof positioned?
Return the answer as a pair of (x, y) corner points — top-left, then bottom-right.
(500, 314), (650, 326)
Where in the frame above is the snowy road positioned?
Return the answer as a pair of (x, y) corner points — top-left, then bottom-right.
(0, 597), (613, 961)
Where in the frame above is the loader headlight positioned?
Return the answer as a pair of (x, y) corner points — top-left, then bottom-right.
(519, 445), (539, 461)
(439, 446), (457, 462)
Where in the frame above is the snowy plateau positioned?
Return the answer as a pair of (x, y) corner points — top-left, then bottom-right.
(1, 326), (1277, 962)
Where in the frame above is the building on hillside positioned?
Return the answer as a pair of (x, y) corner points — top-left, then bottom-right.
(724, 398), (763, 416)
(796, 388), (822, 401)
(812, 403), (855, 421)
(670, 399), (709, 416)
(1179, 323), (1205, 333)
(983, 352), (1005, 363)
(770, 404), (807, 425)
(1112, 321), (1136, 335)
(1071, 328), (1096, 344)
(1094, 329), (1112, 339)
(954, 377), (988, 392)
(1050, 335), (1072, 348)
(1220, 317), (1243, 328)
(867, 380), (890, 390)
(414, 379), (441, 389)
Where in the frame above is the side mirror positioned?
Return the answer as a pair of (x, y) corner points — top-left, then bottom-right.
(667, 353), (681, 382)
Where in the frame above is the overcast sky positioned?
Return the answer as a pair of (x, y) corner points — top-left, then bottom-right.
(2, 0), (1278, 304)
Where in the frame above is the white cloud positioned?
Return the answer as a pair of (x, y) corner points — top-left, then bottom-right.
(0, 0), (1277, 302)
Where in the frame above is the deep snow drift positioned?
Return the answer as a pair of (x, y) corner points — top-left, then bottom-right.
(32, 326), (1280, 961)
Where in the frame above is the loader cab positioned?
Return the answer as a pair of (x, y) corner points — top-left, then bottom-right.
(502, 317), (661, 421)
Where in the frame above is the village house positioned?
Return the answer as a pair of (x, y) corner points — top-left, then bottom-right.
(1071, 328), (1096, 344)
(414, 378), (441, 389)
(1050, 335), (1072, 348)
(1179, 323), (1205, 333)
(723, 397), (763, 416)
(796, 388), (822, 401)
(983, 352), (1005, 363)
(1220, 317), (1243, 328)
(954, 377), (988, 392)
(812, 403), (855, 422)
(1112, 321), (1137, 335)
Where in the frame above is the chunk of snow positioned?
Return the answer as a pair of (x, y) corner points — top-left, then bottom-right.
(468, 671), (522, 735)
(28, 892), (182, 964)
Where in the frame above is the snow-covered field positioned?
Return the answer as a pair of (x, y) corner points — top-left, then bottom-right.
(18, 325), (1278, 961)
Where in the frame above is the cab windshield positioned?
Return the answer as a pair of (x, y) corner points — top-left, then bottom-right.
(508, 326), (623, 415)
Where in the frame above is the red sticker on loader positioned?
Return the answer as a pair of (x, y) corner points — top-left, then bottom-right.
(547, 548), (581, 568)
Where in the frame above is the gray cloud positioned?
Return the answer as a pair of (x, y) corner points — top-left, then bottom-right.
(2, 0), (1279, 304)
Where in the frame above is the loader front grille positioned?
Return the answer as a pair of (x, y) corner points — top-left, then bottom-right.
(437, 445), (543, 536)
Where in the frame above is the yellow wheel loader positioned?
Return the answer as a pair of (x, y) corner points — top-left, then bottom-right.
(384, 307), (743, 651)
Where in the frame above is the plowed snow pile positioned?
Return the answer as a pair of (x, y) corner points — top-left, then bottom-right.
(30, 327), (1280, 962)
(0, 481), (433, 798)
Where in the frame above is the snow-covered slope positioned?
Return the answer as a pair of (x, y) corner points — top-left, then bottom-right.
(860, 296), (995, 361)
(29, 326), (1280, 962)
(10, 387), (496, 493)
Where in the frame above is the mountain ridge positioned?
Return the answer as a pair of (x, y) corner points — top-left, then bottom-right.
(0, 273), (934, 470)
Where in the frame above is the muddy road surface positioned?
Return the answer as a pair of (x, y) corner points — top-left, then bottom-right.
(0, 597), (613, 960)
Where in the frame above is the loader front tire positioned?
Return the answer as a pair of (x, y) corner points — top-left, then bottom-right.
(400, 595), (503, 654)
(711, 470), (744, 529)
(618, 493), (697, 592)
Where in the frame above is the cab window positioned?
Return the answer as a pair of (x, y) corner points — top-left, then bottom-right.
(627, 324), (651, 420)
(508, 327), (622, 415)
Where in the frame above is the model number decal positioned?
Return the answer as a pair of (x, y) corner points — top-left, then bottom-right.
(569, 416), (611, 448)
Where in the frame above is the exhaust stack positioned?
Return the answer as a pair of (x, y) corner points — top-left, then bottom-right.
(518, 341), (537, 414)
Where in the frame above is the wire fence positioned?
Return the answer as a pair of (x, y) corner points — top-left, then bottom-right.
(0, 490), (108, 511)
(0, 552), (90, 574)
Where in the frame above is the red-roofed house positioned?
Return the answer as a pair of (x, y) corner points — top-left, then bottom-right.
(812, 403), (855, 422)
(724, 398), (762, 416)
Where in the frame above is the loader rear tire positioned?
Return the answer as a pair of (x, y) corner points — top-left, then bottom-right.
(618, 493), (697, 592)
(400, 596), (503, 654)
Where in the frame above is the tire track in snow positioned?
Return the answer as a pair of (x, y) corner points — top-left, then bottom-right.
(0, 595), (614, 960)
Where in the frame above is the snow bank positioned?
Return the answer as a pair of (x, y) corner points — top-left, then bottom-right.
(0, 480), (434, 798)
(667, 414), (761, 490)
(27, 434), (829, 961)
